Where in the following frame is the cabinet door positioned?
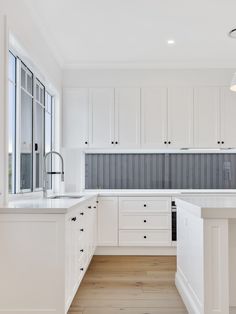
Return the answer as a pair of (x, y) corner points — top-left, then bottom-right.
(141, 87), (168, 148)
(220, 87), (236, 148)
(63, 88), (89, 148)
(194, 87), (220, 148)
(65, 211), (79, 304)
(115, 88), (140, 148)
(85, 200), (97, 259)
(97, 197), (118, 246)
(89, 88), (115, 148)
(168, 87), (194, 148)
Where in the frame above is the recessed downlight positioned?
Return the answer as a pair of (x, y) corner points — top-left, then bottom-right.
(229, 29), (236, 39)
(167, 39), (175, 45)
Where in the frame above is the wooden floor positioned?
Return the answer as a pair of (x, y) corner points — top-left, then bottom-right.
(68, 256), (187, 314)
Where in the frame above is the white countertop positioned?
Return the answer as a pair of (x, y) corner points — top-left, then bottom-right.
(2, 189), (236, 215)
(84, 189), (236, 197)
(0, 194), (97, 214)
(176, 196), (236, 219)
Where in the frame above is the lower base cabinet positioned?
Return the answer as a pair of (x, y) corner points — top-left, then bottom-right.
(97, 196), (172, 248)
(65, 197), (97, 311)
(97, 197), (118, 246)
(0, 196), (97, 314)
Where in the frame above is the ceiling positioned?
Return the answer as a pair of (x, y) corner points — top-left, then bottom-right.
(25, 0), (236, 69)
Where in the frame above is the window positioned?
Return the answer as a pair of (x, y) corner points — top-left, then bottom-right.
(8, 52), (54, 194)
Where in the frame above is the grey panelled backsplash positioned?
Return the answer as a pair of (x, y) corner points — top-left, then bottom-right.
(85, 153), (236, 189)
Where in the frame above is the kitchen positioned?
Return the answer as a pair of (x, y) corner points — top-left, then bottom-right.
(1, 1), (236, 313)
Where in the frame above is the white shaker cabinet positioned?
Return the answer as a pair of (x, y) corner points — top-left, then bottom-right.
(89, 88), (115, 148)
(220, 87), (236, 148)
(119, 197), (171, 247)
(141, 87), (168, 148)
(168, 87), (194, 148)
(65, 198), (97, 312)
(63, 88), (89, 148)
(97, 197), (118, 246)
(115, 88), (141, 148)
(194, 87), (220, 148)
(0, 197), (97, 314)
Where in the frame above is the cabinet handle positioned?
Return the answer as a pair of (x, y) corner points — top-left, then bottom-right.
(217, 141), (220, 144)
(143, 204), (147, 207)
(80, 249), (84, 252)
(93, 206), (96, 209)
(168, 141), (171, 144)
(80, 228), (84, 232)
(85, 141), (88, 144)
(88, 206), (92, 209)
(144, 235), (147, 239)
(111, 141), (114, 144)
(221, 141), (224, 144)
(71, 217), (77, 221)
(80, 268), (84, 271)
(164, 141), (167, 144)
(144, 220), (147, 223)
(115, 141), (118, 144)
(80, 212), (84, 215)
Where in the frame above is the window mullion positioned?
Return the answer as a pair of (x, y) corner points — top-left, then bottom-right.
(15, 58), (22, 194)
(32, 76), (36, 192)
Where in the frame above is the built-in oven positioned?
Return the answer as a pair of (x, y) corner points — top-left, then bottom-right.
(171, 200), (177, 245)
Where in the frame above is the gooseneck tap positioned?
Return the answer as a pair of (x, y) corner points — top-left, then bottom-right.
(43, 151), (64, 198)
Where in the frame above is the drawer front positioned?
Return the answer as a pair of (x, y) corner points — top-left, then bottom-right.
(119, 197), (171, 213)
(119, 213), (171, 230)
(119, 230), (171, 246)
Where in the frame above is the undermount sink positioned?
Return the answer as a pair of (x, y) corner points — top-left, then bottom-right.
(47, 195), (83, 200)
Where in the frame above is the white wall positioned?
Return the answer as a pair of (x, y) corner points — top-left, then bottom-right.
(1, 0), (62, 91)
(0, 0), (62, 201)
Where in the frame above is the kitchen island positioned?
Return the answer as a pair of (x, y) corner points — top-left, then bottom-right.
(175, 197), (236, 314)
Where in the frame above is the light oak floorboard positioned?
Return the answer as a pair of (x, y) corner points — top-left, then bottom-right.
(68, 256), (187, 314)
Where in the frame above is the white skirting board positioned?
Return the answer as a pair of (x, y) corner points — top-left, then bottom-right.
(175, 268), (203, 314)
(95, 246), (176, 256)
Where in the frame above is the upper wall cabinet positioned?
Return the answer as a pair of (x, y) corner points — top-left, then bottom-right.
(89, 88), (115, 148)
(63, 88), (89, 148)
(194, 87), (220, 148)
(141, 87), (168, 148)
(115, 88), (141, 148)
(63, 86), (236, 150)
(168, 87), (194, 148)
(220, 87), (236, 148)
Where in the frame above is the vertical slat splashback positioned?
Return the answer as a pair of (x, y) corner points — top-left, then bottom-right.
(85, 153), (236, 189)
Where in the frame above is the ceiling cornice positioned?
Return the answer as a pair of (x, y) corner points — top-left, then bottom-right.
(23, 0), (65, 69)
(63, 61), (236, 70)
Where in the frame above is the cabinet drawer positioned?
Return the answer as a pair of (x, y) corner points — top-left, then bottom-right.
(119, 230), (171, 246)
(119, 197), (171, 213)
(119, 213), (171, 230)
